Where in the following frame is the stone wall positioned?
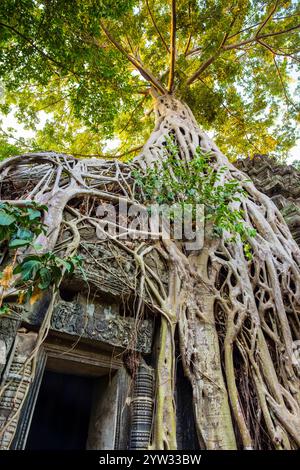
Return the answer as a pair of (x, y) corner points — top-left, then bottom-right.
(24, 296), (153, 354)
(0, 331), (37, 449)
(235, 155), (300, 245)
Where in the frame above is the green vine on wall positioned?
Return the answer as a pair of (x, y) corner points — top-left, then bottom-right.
(133, 136), (256, 259)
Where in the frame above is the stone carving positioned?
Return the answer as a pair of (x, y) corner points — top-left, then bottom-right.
(0, 310), (22, 376)
(0, 330), (37, 449)
(67, 242), (169, 301)
(50, 299), (153, 354)
(130, 362), (154, 449)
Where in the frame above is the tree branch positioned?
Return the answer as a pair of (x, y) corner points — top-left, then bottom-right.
(184, 33), (192, 56)
(273, 56), (296, 109)
(145, 0), (169, 53)
(186, 28), (230, 86)
(257, 40), (299, 110)
(185, 46), (202, 57)
(0, 22), (70, 76)
(228, 13), (300, 41)
(255, 0), (280, 37)
(186, 55), (218, 85)
(99, 21), (167, 95)
(72, 145), (143, 159)
(223, 23), (300, 51)
(168, 0), (177, 93)
(186, 15), (300, 87)
(259, 23), (300, 40)
(183, 1), (192, 56)
(258, 39), (300, 63)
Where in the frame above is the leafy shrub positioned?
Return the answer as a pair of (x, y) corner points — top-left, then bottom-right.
(0, 202), (82, 314)
(133, 136), (256, 258)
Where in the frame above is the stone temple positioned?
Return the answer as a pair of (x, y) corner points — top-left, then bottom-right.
(0, 155), (299, 450)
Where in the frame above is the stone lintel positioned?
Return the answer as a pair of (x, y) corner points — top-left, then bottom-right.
(49, 300), (153, 354)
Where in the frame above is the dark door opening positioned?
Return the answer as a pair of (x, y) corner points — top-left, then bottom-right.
(26, 370), (95, 450)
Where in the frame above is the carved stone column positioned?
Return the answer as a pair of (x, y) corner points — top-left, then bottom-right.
(0, 330), (37, 449)
(0, 310), (22, 378)
(129, 363), (154, 449)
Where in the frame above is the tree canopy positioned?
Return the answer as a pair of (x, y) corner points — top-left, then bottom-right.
(1, 2), (300, 452)
(0, 0), (299, 159)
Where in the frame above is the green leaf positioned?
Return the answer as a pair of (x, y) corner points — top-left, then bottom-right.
(0, 226), (10, 242)
(16, 228), (33, 240)
(33, 243), (44, 251)
(9, 239), (31, 248)
(59, 259), (74, 273)
(0, 211), (16, 226)
(0, 304), (10, 316)
(18, 259), (42, 281)
(27, 209), (41, 220)
(38, 267), (52, 289)
(19, 255), (43, 262)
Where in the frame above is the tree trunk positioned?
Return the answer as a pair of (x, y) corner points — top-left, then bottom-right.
(137, 95), (300, 449)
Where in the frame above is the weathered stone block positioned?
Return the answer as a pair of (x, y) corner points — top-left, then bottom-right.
(0, 340), (6, 375)
(50, 300), (153, 354)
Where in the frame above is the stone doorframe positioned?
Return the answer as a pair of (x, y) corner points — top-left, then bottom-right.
(11, 334), (131, 450)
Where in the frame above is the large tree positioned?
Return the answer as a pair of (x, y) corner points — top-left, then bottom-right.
(0, 0), (300, 450)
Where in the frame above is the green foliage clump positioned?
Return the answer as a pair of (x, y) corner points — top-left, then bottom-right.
(0, 201), (47, 248)
(292, 160), (300, 171)
(133, 136), (256, 258)
(0, 0), (299, 158)
(13, 252), (82, 301)
(0, 202), (82, 314)
(0, 135), (24, 160)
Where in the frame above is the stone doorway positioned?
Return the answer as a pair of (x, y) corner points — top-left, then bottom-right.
(26, 370), (95, 450)
(11, 334), (131, 450)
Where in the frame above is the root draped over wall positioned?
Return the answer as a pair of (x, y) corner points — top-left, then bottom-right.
(0, 95), (300, 450)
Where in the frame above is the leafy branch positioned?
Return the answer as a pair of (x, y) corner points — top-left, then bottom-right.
(0, 202), (82, 314)
(133, 136), (256, 258)
(0, 201), (47, 250)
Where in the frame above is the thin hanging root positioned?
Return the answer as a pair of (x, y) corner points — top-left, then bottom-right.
(1, 95), (300, 449)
